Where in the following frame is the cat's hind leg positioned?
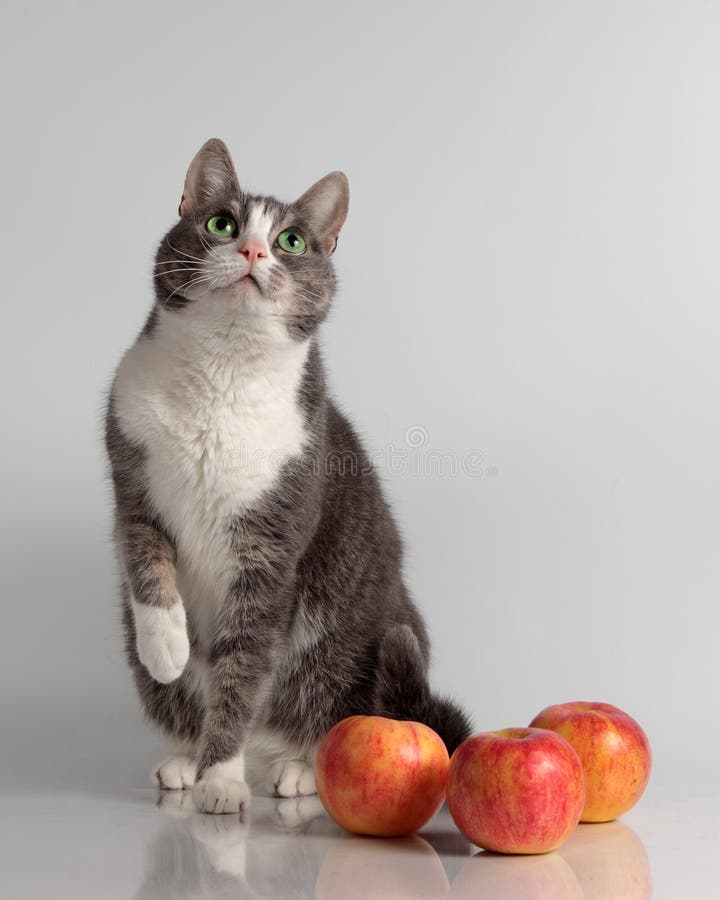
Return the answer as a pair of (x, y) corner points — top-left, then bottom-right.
(246, 728), (318, 798)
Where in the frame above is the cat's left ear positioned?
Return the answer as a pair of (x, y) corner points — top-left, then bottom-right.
(293, 172), (349, 254)
(178, 138), (240, 217)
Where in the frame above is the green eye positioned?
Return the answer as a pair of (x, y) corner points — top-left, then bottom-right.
(277, 229), (306, 254)
(206, 215), (237, 237)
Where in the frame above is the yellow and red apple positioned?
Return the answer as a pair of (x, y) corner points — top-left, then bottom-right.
(314, 715), (449, 837)
(446, 727), (585, 854)
(529, 702), (651, 823)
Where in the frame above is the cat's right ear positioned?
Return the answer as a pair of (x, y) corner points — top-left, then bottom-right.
(178, 139), (240, 217)
(293, 172), (349, 254)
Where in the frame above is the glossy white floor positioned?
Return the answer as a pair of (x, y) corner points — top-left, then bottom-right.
(2, 705), (718, 899)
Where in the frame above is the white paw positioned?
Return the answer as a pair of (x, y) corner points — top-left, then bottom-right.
(193, 775), (251, 814)
(152, 754), (197, 790)
(133, 598), (190, 684)
(268, 759), (317, 798)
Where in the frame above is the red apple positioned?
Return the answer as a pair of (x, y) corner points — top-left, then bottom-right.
(446, 727), (585, 854)
(529, 702), (652, 823)
(314, 715), (449, 837)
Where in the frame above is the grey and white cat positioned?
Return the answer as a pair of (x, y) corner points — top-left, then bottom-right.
(105, 139), (471, 814)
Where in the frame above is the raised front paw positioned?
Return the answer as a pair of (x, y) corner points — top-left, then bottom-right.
(192, 773), (251, 815)
(133, 598), (190, 684)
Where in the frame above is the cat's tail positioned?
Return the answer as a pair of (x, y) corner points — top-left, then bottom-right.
(374, 624), (473, 755)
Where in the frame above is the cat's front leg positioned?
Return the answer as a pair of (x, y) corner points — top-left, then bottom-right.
(192, 675), (255, 814)
(192, 578), (291, 814)
(192, 751), (251, 815)
(122, 517), (189, 684)
(133, 594), (190, 684)
(191, 651), (266, 814)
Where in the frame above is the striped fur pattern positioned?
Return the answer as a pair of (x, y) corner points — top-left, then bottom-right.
(105, 139), (471, 813)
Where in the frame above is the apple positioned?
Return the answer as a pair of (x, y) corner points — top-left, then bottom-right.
(314, 715), (449, 836)
(446, 727), (585, 854)
(529, 702), (652, 823)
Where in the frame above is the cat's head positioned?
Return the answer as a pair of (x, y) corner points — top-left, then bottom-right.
(153, 139), (348, 341)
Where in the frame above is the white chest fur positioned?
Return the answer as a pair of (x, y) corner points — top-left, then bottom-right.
(113, 300), (310, 647)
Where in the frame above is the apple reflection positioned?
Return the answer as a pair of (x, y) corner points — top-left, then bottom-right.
(558, 821), (652, 899)
(450, 820), (651, 900)
(450, 851), (584, 900)
(315, 833), (450, 900)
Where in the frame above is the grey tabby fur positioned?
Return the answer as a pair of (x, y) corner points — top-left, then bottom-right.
(105, 139), (471, 809)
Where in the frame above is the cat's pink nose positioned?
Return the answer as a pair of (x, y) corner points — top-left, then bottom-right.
(238, 237), (268, 269)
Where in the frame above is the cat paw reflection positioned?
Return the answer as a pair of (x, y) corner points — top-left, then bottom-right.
(135, 796), (330, 899)
(155, 787), (195, 817)
(272, 795), (326, 832)
(188, 810), (250, 878)
(133, 807), (250, 899)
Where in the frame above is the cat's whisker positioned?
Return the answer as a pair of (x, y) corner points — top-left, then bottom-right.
(154, 260), (204, 268)
(154, 272), (206, 282)
(162, 273), (212, 306)
(164, 239), (207, 263)
(296, 286), (326, 299)
(162, 284), (206, 308)
(153, 268), (206, 278)
(172, 272), (212, 292)
(199, 232), (224, 261)
(206, 273), (226, 293)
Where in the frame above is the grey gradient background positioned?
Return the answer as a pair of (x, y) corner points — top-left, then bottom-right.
(1, 0), (718, 799)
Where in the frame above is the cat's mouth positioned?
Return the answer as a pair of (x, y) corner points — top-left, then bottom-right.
(226, 272), (262, 294)
(214, 272), (263, 294)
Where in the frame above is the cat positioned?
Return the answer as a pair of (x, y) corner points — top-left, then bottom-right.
(105, 138), (471, 814)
